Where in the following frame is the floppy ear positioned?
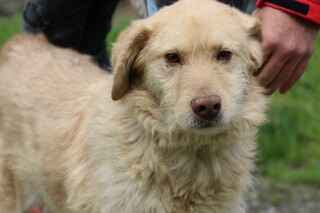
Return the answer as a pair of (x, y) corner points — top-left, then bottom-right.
(111, 20), (151, 101)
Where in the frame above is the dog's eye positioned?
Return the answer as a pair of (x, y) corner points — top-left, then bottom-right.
(217, 50), (232, 62)
(165, 53), (181, 64)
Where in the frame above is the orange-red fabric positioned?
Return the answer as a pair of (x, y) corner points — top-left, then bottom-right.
(256, 0), (320, 25)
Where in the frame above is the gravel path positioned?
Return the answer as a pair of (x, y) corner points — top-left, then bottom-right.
(246, 177), (320, 213)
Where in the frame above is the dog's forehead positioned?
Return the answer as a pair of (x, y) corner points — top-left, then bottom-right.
(149, 4), (246, 53)
(150, 0), (247, 50)
(154, 0), (243, 27)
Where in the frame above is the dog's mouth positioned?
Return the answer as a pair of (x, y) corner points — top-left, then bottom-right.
(191, 115), (222, 129)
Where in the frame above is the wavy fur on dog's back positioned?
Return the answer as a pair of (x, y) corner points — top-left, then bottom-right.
(0, 0), (268, 212)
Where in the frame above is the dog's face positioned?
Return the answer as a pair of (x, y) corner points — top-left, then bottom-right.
(112, 0), (265, 133)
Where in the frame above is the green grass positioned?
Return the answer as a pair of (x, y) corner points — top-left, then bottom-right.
(257, 37), (320, 183)
(0, 13), (22, 47)
(107, 10), (138, 51)
(1, 10), (320, 184)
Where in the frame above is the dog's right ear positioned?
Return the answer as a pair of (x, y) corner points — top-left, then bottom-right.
(111, 20), (151, 101)
(242, 15), (264, 74)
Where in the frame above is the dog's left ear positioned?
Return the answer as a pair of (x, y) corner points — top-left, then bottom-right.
(111, 20), (151, 101)
(242, 15), (264, 74)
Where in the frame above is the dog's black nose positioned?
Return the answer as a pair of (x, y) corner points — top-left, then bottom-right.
(191, 95), (221, 120)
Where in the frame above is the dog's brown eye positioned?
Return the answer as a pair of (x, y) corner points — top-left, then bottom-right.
(217, 50), (232, 62)
(165, 53), (181, 64)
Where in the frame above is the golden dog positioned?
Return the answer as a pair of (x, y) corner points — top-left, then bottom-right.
(0, 0), (268, 212)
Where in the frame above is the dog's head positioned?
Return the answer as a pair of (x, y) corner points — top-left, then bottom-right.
(111, 0), (267, 134)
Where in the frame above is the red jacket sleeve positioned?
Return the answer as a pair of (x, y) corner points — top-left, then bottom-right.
(256, 0), (320, 26)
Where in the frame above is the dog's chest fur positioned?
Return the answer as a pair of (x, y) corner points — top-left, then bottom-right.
(81, 107), (256, 213)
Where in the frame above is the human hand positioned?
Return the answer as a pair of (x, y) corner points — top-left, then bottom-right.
(252, 7), (319, 94)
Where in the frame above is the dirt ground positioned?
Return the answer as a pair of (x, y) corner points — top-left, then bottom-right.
(246, 176), (320, 213)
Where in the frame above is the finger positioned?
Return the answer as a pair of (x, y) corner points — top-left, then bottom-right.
(266, 56), (302, 93)
(279, 56), (309, 94)
(256, 52), (288, 87)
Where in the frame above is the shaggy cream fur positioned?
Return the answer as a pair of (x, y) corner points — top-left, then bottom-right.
(0, 0), (268, 212)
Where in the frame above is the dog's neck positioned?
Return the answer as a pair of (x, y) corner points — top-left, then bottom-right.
(99, 89), (257, 203)
(113, 125), (254, 205)
(105, 104), (254, 201)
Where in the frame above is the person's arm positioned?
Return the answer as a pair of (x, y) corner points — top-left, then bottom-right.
(256, 0), (320, 25)
(253, 0), (320, 94)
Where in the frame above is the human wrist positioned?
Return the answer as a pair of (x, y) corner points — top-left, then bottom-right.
(256, 0), (320, 27)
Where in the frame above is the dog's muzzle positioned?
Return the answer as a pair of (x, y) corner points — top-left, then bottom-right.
(190, 95), (222, 128)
